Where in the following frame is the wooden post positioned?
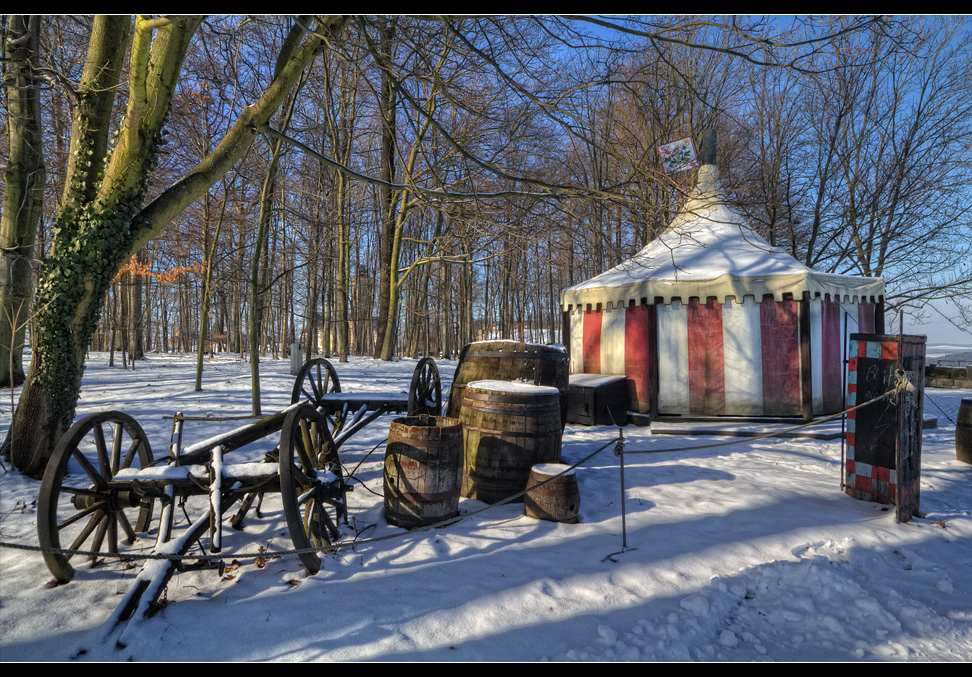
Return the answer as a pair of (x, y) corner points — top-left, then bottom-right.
(845, 333), (925, 521)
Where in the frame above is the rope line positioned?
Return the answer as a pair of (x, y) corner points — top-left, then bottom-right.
(923, 390), (958, 426)
(621, 383), (904, 456)
(0, 437), (619, 564)
(0, 379), (909, 566)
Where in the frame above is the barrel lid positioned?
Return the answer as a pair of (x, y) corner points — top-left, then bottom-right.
(531, 463), (574, 476)
(467, 379), (560, 394)
(390, 415), (461, 429)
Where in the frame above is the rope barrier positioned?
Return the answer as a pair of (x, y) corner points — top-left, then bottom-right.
(612, 377), (909, 547)
(164, 413), (266, 422)
(0, 376), (911, 567)
(619, 382), (904, 456)
(924, 390), (958, 427)
(0, 436), (620, 564)
(340, 435), (620, 550)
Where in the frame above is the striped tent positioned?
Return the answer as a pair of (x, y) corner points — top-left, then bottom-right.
(561, 164), (886, 418)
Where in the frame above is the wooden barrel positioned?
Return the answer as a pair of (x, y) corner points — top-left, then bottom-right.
(958, 399), (972, 465)
(459, 380), (563, 503)
(524, 463), (580, 523)
(384, 415), (463, 529)
(446, 341), (569, 429)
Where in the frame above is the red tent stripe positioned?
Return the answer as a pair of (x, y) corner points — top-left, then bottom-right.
(760, 296), (801, 415)
(858, 301), (875, 333)
(582, 306), (602, 374)
(687, 297), (726, 414)
(822, 297), (842, 412)
(624, 303), (654, 413)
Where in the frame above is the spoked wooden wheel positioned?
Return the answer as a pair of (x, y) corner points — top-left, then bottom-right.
(408, 357), (442, 416)
(291, 358), (344, 435)
(38, 412), (155, 583)
(279, 404), (346, 574)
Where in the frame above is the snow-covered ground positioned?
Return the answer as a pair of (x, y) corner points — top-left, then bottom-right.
(1, 352), (970, 661)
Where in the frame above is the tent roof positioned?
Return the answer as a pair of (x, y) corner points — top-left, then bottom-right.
(562, 165), (885, 309)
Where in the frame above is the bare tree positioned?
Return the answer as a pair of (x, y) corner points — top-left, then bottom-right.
(1, 16), (45, 386)
(4, 15), (349, 476)
(785, 18), (972, 314)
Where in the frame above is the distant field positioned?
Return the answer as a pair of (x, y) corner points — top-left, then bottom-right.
(930, 350), (972, 366)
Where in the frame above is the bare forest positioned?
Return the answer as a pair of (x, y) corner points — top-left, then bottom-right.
(2, 16), (971, 475)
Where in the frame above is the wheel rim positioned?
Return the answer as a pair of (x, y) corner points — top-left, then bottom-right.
(37, 412), (155, 583)
(408, 357), (442, 416)
(291, 358), (341, 407)
(279, 405), (345, 574)
(291, 358), (344, 434)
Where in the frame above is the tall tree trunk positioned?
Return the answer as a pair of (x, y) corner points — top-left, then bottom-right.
(195, 190), (226, 391)
(129, 251), (145, 360)
(0, 16), (45, 387)
(334, 172), (350, 361)
(120, 266), (131, 354)
(249, 70), (306, 414)
(3, 15), (135, 474)
(305, 223), (319, 363)
(373, 17), (398, 358)
(249, 172), (273, 414)
(143, 252), (153, 353)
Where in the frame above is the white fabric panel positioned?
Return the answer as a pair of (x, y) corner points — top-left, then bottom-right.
(569, 309), (584, 374)
(656, 301), (689, 413)
(810, 296), (824, 415)
(600, 305), (626, 375)
(722, 296), (764, 415)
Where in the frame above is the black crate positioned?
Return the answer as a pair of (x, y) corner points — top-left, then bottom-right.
(567, 374), (628, 426)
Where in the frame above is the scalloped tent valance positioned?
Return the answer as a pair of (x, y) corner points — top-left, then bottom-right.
(561, 165), (885, 311)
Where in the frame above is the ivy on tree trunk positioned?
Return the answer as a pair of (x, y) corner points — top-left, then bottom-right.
(3, 15), (347, 476)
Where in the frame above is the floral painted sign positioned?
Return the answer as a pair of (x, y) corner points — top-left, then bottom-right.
(657, 137), (700, 173)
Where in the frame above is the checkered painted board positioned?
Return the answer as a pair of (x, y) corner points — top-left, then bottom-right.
(846, 334), (925, 521)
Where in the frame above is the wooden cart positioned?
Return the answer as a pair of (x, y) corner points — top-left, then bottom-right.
(36, 357), (443, 597)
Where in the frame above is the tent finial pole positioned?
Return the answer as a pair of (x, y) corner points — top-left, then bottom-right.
(701, 129), (717, 165)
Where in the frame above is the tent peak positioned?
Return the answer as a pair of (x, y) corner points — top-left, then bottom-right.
(695, 163), (720, 196)
(680, 163), (723, 215)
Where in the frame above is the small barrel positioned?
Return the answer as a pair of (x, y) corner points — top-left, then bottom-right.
(524, 463), (580, 524)
(958, 399), (972, 465)
(459, 380), (563, 504)
(384, 415), (463, 529)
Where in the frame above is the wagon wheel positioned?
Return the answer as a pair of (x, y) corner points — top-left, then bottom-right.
(38, 411), (155, 583)
(279, 404), (346, 574)
(408, 357), (442, 416)
(291, 358), (345, 435)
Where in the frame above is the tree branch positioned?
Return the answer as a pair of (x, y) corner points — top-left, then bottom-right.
(131, 16), (350, 254)
(259, 124), (564, 201)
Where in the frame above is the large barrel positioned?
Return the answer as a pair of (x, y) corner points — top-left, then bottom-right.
(384, 416), (463, 529)
(958, 398), (972, 465)
(447, 341), (569, 428)
(459, 380), (563, 503)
